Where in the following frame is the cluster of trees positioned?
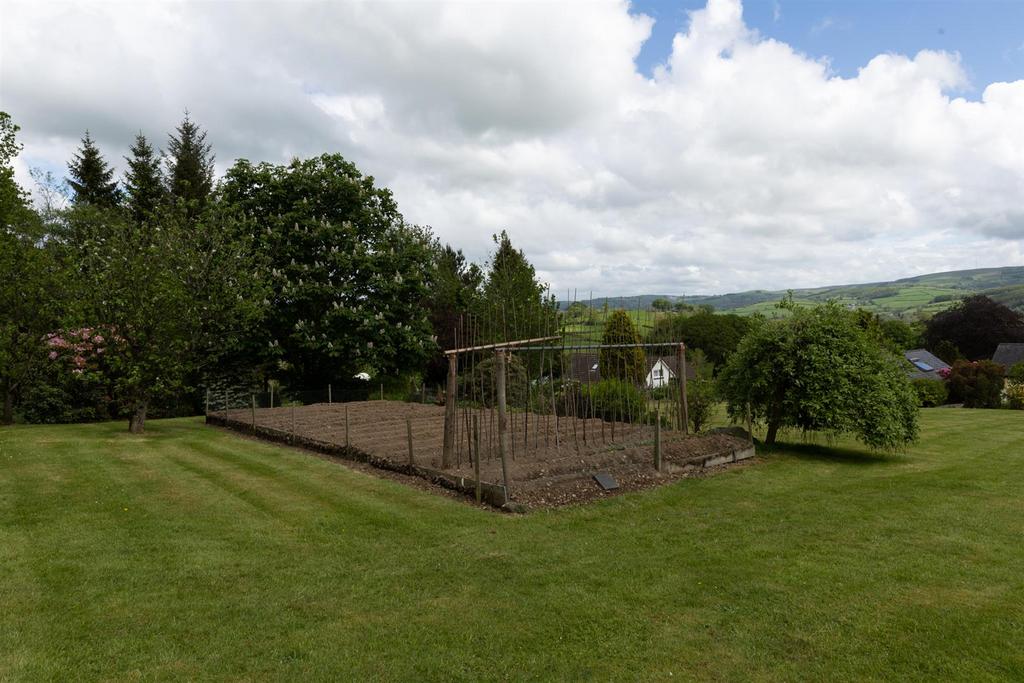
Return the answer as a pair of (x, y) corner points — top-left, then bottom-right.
(0, 111), (551, 431)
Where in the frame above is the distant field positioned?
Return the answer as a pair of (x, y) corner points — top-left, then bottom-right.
(3, 410), (1024, 680)
(589, 266), (1024, 319)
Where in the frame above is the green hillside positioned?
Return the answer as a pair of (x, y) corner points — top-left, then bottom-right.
(588, 266), (1024, 319)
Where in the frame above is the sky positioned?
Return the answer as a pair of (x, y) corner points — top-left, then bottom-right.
(2, 0), (1023, 297)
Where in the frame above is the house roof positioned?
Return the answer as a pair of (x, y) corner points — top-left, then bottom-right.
(992, 343), (1024, 369)
(903, 349), (950, 381)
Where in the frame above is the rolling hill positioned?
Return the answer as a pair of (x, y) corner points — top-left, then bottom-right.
(565, 266), (1024, 319)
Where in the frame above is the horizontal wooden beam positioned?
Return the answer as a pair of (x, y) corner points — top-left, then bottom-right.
(444, 335), (562, 355)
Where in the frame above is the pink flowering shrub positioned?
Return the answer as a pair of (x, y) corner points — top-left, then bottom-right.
(44, 327), (111, 374)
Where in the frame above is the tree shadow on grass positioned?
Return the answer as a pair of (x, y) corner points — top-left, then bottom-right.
(765, 440), (901, 466)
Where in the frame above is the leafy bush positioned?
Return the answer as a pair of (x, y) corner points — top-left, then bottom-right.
(1007, 362), (1024, 384)
(945, 360), (1005, 409)
(583, 379), (646, 423)
(1004, 382), (1024, 410)
(911, 379), (948, 407)
(687, 378), (717, 433)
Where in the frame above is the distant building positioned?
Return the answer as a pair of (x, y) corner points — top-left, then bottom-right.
(568, 352), (696, 388)
(992, 343), (1024, 370)
(903, 349), (950, 381)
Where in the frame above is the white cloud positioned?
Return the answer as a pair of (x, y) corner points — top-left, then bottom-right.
(2, 0), (1023, 296)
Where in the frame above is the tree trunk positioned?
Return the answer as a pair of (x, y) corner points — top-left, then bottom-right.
(765, 419), (780, 446)
(1, 381), (13, 425)
(128, 400), (149, 434)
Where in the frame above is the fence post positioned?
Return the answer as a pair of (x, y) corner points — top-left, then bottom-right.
(496, 349), (512, 501)
(224, 389), (228, 421)
(654, 405), (662, 472)
(345, 405), (350, 450)
(205, 388), (210, 417)
(291, 404), (296, 441)
(442, 353), (457, 468)
(251, 394), (256, 431)
(328, 383), (332, 404)
(380, 383), (384, 401)
(406, 416), (415, 465)
(269, 386), (274, 409)
(678, 342), (689, 435)
(473, 413), (481, 503)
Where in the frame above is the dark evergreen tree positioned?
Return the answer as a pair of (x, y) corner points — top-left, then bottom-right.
(477, 230), (554, 343)
(67, 131), (120, 207)
(924, 295), (1024, 361)
(425, 243), (483, 384)
(165, 112), (214, 214)
(123, 133), (164, 223)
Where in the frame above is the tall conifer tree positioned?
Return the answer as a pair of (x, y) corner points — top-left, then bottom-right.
(165, 112), (214, 214)
(123, 133), (164, 223)
(67, 131), (120, 207)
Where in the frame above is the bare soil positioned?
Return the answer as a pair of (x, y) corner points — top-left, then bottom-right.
(219, 401), (754, 509)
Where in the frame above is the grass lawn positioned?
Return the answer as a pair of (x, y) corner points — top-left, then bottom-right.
(2, 410), (1023, 680)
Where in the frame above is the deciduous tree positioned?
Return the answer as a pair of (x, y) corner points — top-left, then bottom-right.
(924, 295), (1024, 361)
(718, 302), (919, 449)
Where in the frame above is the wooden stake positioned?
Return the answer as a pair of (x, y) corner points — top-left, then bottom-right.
(224, 389), (228, 420)
(291, 404), (296, 439)
(251, 394), (256, 430)
(345, 405), (350, 449)
(328, 383), (332, 404)
(496, 349), (512, 500)
(406, 416), (415, 465)
(680, 343), (689, 436)
(473, 414), (482, 504)
(442, 353), (457, 468)
(205, 388), (210, 416)
(654, 405), (662, 472)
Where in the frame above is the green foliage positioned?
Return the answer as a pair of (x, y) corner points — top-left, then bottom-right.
(1007, 362), (1024, 384)
(477, 230), (555, 343)
(930, 339), (963, 365)
(0, 113), (66, 424)
(599, 310), (645, 384)
(924, 295), (1024, 361)
(911, 379), (948, 408)
(650, 297), (672, 311)
(583, 379), (646, 423)
(945, 360), (1005, 409)
(66, 131), (120, 207)
(718, 303), (919, 450)
(647, 310), (751, 369)
(424, 244), (482, 384)
(879, 318), (922, 351)
(165, 113), (214, 215)
(1004, 382), (1024, 410)
(220, 154), (434, 388)
(462, 353), (528, 408)
(122, 133), (165, 223)
(687, 378), (717, 433)
(62, 201), (265, 431)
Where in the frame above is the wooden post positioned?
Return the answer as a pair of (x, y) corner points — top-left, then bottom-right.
(496, 349), (512, 499)
(223, 389), (228, 420)
(345, 405), (350, 449)
(380, 383), (384, 401)
(205, 388), (210, 416)
(442, 353), (457, 468)
(328, 384), (332, 404)
(678, 343), (689, 435)
(269, 386), (274, 409)
(251, 394), (256, 430)
(654, 405), (662, 472)
(473, 413), (482, 503)
(406, 416), (415, 465)
(291, 404), (296, 440)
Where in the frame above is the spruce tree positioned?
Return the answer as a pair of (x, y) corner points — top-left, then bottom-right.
(165, 112), (214, 214)
(123, 133), (164, 223)
(67, 131), (120, 207)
